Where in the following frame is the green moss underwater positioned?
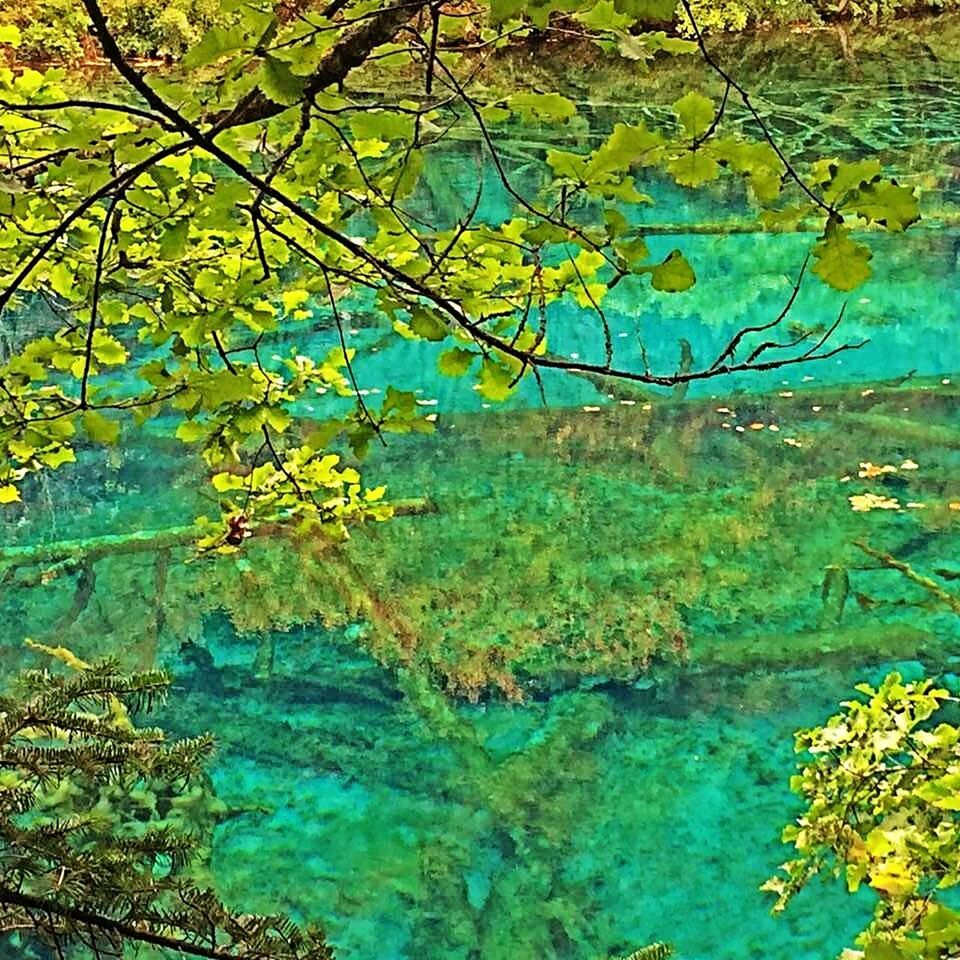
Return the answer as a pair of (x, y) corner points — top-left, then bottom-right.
(4, 34), (960, 960)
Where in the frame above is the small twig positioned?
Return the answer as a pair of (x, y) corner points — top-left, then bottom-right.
(80, 191), (124, 408)
(710, 254), (809, 370)
(318, 263), (384, 444)
(853, 541), (960, 615)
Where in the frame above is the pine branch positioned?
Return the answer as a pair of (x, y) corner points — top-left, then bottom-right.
(0, 654), (334, 960)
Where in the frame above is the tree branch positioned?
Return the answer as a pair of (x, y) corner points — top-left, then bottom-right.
(214, 1), (430, 129)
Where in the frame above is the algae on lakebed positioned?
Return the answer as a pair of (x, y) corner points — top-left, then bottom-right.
(6, 376), (959, 697)
(159, 626), (887, 960)
(3, 372), (960, 960)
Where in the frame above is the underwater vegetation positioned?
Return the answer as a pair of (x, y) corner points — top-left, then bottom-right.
(4, 374), (959, 698)
(2, 366), (960, 959)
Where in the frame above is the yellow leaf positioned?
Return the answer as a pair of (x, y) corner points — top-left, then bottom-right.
(869, 861), (916, 897)
(354, 139), (389, 159)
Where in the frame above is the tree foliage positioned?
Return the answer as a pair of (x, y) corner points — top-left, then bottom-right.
(684, 0), (960, 32)
(0, 643), (332, 958)
(0, 0), (230, 61)
(766, 672), (960, 960)
(0, 0), (919, 546)
(4, 0), (960, 61)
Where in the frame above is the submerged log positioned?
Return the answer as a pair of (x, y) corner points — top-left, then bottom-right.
(0, 497), (437, 586)
(854, 540), (960, 614)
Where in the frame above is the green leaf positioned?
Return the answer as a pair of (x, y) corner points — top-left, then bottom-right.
(383, 386), (416, 418)
(262, 55), (306, 107)
(181, 27), (248, 69)
(645, 30), (698, 54)
(812, 227), (873, 291)
(14, 68), (43, 95)
(616, 33), (656, 62)
(200, 370), (260, 405)
(480, 105), (511, 124)
(589, 122), (665, 177)
(478, 358), (516, 401)
(49, 262), (75, 298)
(816, 158), (883, 201)
(489, 0), (525, 22)
(648, 249), (695, 292)
(391, 148), (423, 200)
(212, 472), (245, 492)
(82, 410), (120, 445)
(176, 420), (207, 443)
(40, 446), (76, 469)
(615, 235), (650, 268)
(91, 332), (128, 366)
(349, 111), (413, 142)
(848, 180), (920, 232)
(159, 219), (190, 260)
(438, 348), (476, 377)
(614, 0), (676, 19)
(667, 151), (720, 187)
(355, 139), (389, 159)
(409, 308), (447, 342)
(672, 91), (715, 139)
(574, 0), (635, 31)
(760, 206), (810, 231)
(508, 93), (577, 123)
(547, 150), (588, 181)
(281, 289), (310, 312)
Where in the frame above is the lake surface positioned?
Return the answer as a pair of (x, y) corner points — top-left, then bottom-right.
(3, 23), (960, 960)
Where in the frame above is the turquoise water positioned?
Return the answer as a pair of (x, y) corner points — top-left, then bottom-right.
(4, 34), (960, 960)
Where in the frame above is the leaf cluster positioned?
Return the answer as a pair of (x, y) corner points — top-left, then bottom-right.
(765, 672), (960, 960)
(0, 0), (918, 542)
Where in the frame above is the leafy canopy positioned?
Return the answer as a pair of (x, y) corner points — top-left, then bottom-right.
(0, 0), (918, 546)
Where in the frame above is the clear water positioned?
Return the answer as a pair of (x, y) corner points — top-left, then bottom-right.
(4, 29), (960, 960)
